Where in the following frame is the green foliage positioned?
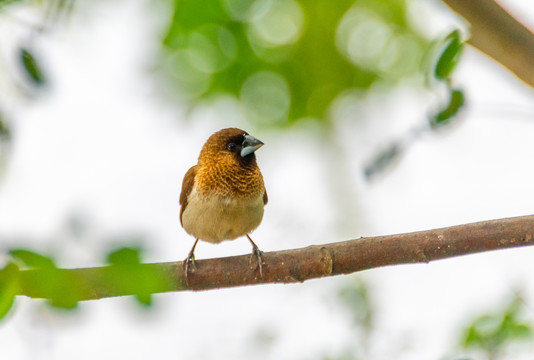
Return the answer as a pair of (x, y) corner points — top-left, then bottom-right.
(431, 88), (464, 128)
(0, 0), (21, 8)
(10, 249), (81, 309)
(428, 30), (465, 127)
(10, 249), (56, 269)
(19, 47), (47, 86)
(429, 30), (465, 127)
(161, 0), (430, 125)
(427, 29), (465, 129)
(107, 246), (143, 266)
(0, 245), (178, 320)
(0, 262), (19, 321)
(434, 30), (463, 81)
(461, 293), (534, 358)
(106, 247), (155, 306)
(364, 142), (402, 180)
(322, 277), (374, 359)
(364, 29), (465, 179)
(338, 276), (373, 329)
(34, 269), (83, 309)
(0, 113), (10, 142)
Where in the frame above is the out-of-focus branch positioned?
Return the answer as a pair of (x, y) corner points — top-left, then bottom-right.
(16, 215), (534, 300)
(442, 0), (534, 87)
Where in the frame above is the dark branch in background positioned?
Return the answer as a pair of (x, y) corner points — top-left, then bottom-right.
(442, 0), (534, 88)
(14, 215), (534, 301)
(365, 0), (534, 180)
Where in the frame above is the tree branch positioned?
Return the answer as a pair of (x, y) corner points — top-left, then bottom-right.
(14, 215), (534, 301)
(442, 0), (534, 88)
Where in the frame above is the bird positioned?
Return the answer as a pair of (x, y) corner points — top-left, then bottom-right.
(179, 128), (268, 279)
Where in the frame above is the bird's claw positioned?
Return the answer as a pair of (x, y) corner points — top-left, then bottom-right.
(185, 253), (197, 270)
(249, 245), (263, 277)
(183, 253), (197, 285)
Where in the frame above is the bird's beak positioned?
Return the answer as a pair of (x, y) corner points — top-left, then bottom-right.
(241, 134), (264, 157)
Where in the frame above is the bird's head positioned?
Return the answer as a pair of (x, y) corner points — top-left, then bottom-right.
(198, 128), (264, 167)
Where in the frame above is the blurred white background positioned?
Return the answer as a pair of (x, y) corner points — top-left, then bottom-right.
(1, 0), (534, 359)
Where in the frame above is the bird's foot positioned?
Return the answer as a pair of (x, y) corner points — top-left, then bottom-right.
(183, 252), (197, 285)
(183, 239), (199, 285)
(249, 244), (264, 277)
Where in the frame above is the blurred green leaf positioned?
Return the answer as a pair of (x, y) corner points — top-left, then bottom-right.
(0, 114), (10, 142)
(338, 277), (373, 329)
(107, 246), (142, 266)
(461, 293), (534, 357)
(435, 30), (463, 80)
(161, 0), (430, 125)
(19, 47), (47, 86)
(0, 262), (19, 321)
(10, 249), (56, 269)
(364, 142), (402, 180)
(19, 267), (88, 309)
(9, 250), (80, 309)
(431, 88), (464, 128)
(106, 246), (153, 306)
(46, 271), (80, 309)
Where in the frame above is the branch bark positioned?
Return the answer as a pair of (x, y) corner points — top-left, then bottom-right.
(442, 0), (534, 88)
(15, 214), (534, 301)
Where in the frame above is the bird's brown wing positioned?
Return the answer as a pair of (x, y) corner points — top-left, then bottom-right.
(263, 190), (268, 205)
(179, 165), (198, 226)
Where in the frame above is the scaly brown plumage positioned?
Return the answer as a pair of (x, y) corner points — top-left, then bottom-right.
(179, 128), (267, 278)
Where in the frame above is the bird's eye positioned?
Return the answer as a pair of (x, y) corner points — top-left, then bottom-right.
(227, 143), (237, 151)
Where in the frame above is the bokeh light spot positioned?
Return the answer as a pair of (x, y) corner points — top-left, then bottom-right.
(240, 71), (290, 121)
(167, 49), (211, 96)
(337, 8), (392, 68)
(187, 32), (220, 74)
(248, 0), (304, 48)
(223, 0), (256, 21)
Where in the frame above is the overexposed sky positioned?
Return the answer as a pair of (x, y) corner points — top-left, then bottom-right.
(1, 1), (534, 359)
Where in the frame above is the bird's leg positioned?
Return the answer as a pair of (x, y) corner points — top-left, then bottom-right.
(246, 234), (263, 277)
(183, 238), (199, 282)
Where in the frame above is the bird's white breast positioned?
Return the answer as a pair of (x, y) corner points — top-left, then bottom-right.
(181, 186), (265, 243)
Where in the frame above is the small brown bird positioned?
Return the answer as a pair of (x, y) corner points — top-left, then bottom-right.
(179, 128), (268, 276)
